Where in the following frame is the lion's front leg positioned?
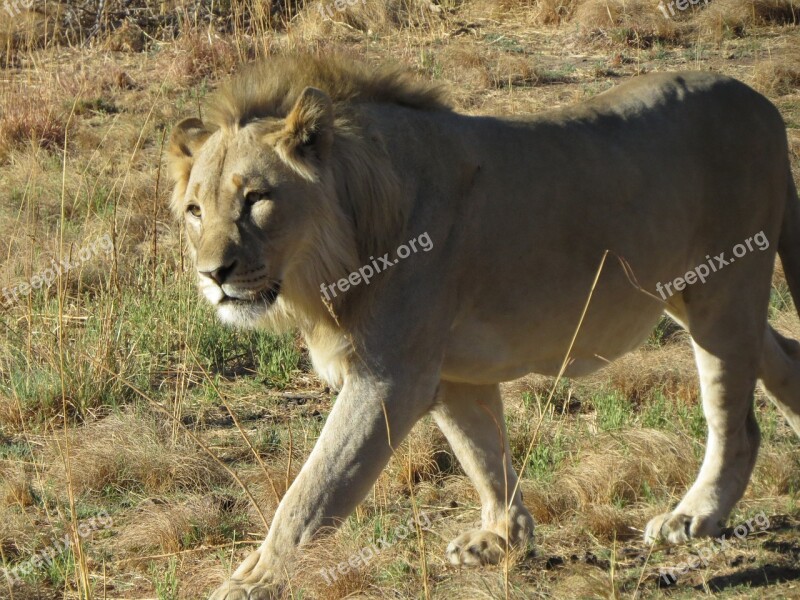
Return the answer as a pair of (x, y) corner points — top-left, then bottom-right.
(433, 382), (534, 567)
(208, 371), (439, 599)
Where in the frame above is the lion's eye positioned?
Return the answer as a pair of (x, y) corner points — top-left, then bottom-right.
(186, 204), (202, 218)
(245, 190), (269, 206)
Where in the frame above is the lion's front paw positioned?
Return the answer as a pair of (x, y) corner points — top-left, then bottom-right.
(644, 511), (722, 545)
(208, 580), (277, 600)
(209, 546), (282, 599)
(446, 529), (507, 566)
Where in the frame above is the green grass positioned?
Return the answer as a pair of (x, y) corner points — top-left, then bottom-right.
(769, 281), (793, 318)
(641, 389), (705, 441)
(0, 260), (300, 431)
(593, 391), (633, 431)
(526, 429), (568, 481)
(9, 537), (76, 589)
(253, 426), (283, 455)
(151, 556), (180, 600)
(0, 439), (33, 460)
(252, 331), (301, 388)
(647, 315), (679, 348)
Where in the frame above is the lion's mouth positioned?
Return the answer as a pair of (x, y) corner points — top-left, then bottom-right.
(261, 282), (282, 304)
(219, 282), (282, 307)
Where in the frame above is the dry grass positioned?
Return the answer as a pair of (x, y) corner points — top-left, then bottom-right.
(0, 504), (36, 561)
(240, 459), (297, 522)
(755, 59), (800, 96)
(304, 0), (450, 34)
(292, 530), (388, 599)
(0, 393), (25, 432)
(0, 9), (54, 67)
(162, 28), (246, 85)
(749, 0), (800, 23)
(574, 0), (684, 46)
(526, 429), (695, 531)
(0, 82), (71, 162)
(531, 0), (583, 25)
(46, 412), (228, 496)
(696, 0), (799, 39)
(596, 340), (699, 405)
(0, 464), (35, 509)
(524, 0), (799, 46)
(117, 495), (242, 555)
(387, 419), (454, 489)
(751, 448), (800, 496)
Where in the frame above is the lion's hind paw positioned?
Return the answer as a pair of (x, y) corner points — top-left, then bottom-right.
(446, 529), (508, 566)
(644, 511), (722, 545)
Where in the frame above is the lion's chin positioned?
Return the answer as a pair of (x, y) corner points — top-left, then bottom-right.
(201, 281), (283, 328)
(214, 294), (292, 332)
(216, 301), (271, 328)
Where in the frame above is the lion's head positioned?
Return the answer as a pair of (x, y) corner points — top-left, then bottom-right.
(167, 86), (354, 330)
(167, 55), (448, 331)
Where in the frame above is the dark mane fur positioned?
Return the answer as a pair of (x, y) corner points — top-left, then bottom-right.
(205, 53), (451, 130)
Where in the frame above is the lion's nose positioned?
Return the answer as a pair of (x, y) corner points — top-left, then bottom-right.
(199, 260), (237, 286)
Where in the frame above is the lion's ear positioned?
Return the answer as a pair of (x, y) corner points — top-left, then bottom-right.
(169, 117), (211, 159)
(167, 118), (211, 181)
(275, 86), (334, 181)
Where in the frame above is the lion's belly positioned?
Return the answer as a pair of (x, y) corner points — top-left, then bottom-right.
(440, 302), (663, 385)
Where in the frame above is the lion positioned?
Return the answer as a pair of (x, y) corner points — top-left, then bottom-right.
(167, 55), (800, 599)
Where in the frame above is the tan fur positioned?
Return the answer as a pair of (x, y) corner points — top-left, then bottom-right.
(168, 56), (800, 599)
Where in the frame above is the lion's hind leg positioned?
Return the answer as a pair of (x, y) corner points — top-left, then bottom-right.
(645, 298), (765, 545)
(759, 325), (800, 436)
(432, 382), (534, 566)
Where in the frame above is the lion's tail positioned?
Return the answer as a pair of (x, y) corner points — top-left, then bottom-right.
(778, 171), (800, 315)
